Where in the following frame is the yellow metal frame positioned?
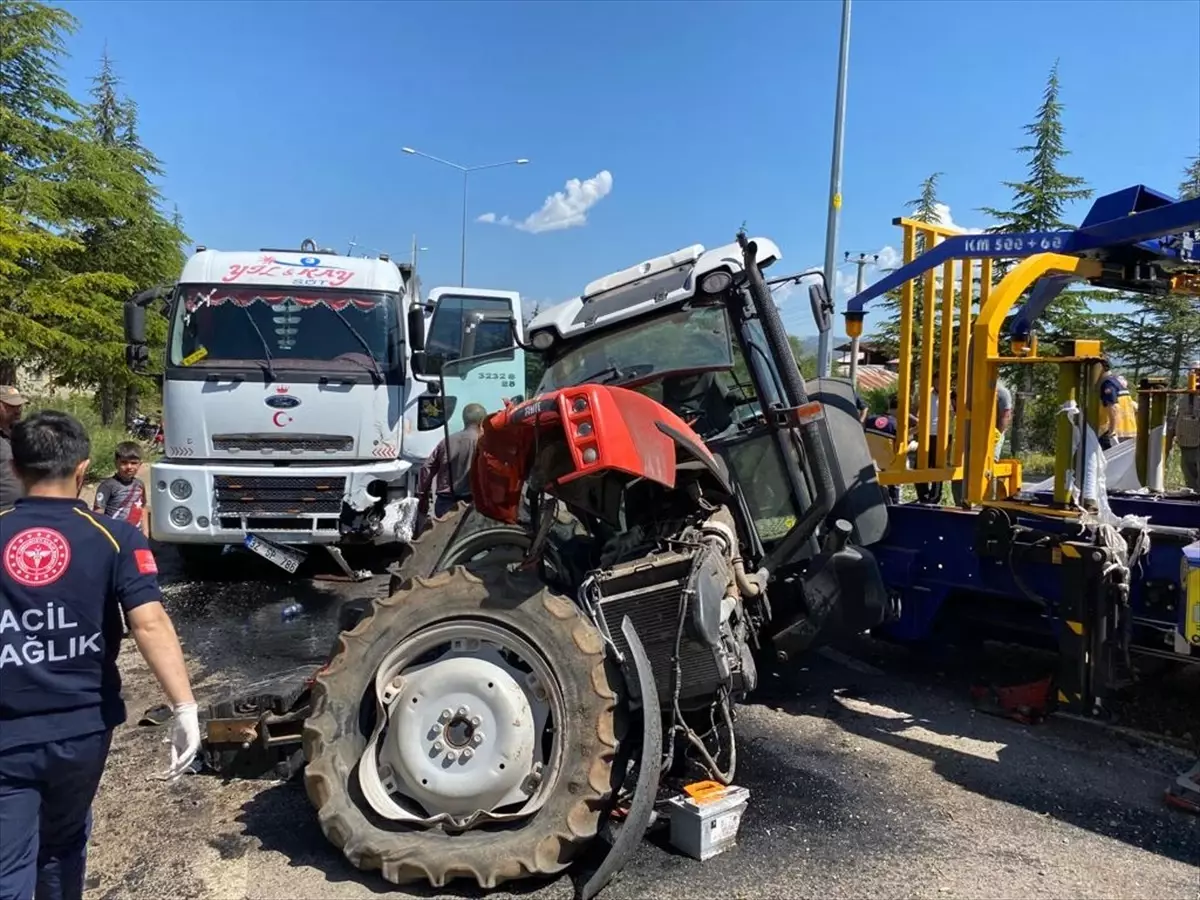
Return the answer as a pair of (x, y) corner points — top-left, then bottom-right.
(963, 254), (1102, 505)
(873, 214), (1106, 508)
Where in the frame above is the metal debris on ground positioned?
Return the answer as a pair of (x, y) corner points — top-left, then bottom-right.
(1164, 759), (1200, 815)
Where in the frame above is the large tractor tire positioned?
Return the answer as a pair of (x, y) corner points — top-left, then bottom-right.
(390, 502), (532, 590)
(304, 563), (620, 889)
(335, 503), (533, 638)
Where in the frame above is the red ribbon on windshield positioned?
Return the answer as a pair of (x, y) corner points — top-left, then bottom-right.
(184, 290), (379, 314)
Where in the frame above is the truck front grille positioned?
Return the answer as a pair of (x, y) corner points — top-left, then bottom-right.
(213, 475), (345, 517)
(212, 434), (354, 453)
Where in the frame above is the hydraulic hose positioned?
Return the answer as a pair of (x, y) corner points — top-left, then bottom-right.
(736, 232), (835, 573)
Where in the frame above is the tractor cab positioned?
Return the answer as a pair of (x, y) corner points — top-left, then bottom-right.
(517, 236), (889, 560)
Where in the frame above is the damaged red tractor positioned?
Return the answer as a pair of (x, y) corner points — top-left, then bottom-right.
(294, 231), (894, 896)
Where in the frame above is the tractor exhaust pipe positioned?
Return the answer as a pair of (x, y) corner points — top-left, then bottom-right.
(737, 232), (835, 573)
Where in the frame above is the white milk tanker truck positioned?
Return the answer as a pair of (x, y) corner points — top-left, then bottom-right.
(123, 238), (527, 576)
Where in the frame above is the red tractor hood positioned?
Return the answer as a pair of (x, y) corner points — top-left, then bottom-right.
(470, 384), (720, 524)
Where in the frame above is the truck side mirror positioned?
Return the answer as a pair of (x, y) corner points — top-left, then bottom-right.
(417, 393), (456, 431)
(125, 344), (150, 373)
(408, 304), (426, 352)
(124, 301), (147, 344)
(410, 349), (427, 376)
(808, 281), (833, 334)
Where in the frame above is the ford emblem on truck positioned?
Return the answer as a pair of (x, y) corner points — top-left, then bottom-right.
(266, 395), (301, 409)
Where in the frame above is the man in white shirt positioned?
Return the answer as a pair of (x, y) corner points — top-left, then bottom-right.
(1166, 362), (1200, 491)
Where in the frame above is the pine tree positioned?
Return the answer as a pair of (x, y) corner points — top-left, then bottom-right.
(978, 61), (1098, 455)
(64, 47), (186, 424)
(1, 7), (186, 419)
(1180, 152), (1200, 201)
(869, 172), (943, 367)
(0, 1), (99, 384)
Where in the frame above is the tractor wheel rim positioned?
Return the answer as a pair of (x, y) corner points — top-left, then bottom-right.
(364, 620), (565, 824)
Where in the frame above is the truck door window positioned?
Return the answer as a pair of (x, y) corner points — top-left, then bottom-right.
(425, 296), (514, 376)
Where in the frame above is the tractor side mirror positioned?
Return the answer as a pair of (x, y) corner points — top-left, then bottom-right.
(808, 281), (833, 334)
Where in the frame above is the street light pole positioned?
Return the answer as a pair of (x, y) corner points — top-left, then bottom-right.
(819, 0), (852, 379)
(401, 147), (530, 286)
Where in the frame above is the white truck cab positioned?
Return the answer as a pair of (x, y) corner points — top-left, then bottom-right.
(126, 240), (526, 570)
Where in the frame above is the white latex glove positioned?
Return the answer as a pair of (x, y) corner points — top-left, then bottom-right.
(159, 701), (201, 781)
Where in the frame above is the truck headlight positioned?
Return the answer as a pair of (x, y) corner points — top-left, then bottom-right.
(530, 330), (554, 351)
(170, 506), (192, 527)
(170, 478), (192, 500)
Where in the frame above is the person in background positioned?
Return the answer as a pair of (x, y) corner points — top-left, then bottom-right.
(950, 381), (1013, 505)
(0, 385), (26, 511)
(93, 441), (149, 537)
(915, 372), (945, 505)
(1114, 374), (1139, 443)
(1097, 359), (1134, 450)
(0, 411), (199, 900)
(863, 397), (901, 504)
(995, 382), (1014, 460)
(417, 402), (488, 521)
(1166, 360), (1200, 492)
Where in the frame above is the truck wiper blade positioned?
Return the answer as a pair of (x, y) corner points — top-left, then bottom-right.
(573, 365), (627, 386)
(240, 306), (278, 382)
(328, 306), (385, 384)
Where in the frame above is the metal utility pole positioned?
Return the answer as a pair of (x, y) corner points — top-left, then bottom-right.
(819, 0), (852, 379)
(401, 147), (530, 286)
(843, 250), (876, 388)
(410, 234), (429, 279)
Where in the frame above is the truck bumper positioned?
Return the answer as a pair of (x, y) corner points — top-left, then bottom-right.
(148, 458), (414, 545)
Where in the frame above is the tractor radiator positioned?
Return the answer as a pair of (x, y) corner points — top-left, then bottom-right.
(592, 549), (724, 709)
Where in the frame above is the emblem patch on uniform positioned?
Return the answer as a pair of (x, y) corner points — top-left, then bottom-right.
(874, 416), (888, 429)
(3, 528), (72, 588)
(134, 548), (158, 575)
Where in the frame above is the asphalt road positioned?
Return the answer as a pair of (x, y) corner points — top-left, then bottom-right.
(82, 548), (1200, 900)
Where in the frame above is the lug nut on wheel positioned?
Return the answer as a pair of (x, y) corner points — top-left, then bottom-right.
(471, 733), (484, 746)
(446, 750), (458, 762)
(439, 709), (452, 722)
(462, 749), (473, 760)
(433, 741), (444, 752)
(470, 715), (482, 727)
(456, 706), (469, 717)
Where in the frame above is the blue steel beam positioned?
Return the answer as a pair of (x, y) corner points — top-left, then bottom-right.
(846, 188), (1200, 314)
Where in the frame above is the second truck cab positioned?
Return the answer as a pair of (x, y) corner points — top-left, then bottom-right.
(127, 239), (526, 568)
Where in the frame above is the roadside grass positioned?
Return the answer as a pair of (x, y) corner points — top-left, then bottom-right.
(25, 393), (139, 484)
(1019, 449), (1187, 491)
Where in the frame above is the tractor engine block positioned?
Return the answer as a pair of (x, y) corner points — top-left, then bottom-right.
(587, 525), (756, 712)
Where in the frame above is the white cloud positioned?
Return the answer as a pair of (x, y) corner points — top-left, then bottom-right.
(479, 170), (614, 234)
(931, 202), (985, 235)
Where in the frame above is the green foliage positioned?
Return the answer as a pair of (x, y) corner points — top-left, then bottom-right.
(1179, 152), (1200, 201)
(1, 3), (186, 423)
(869, 172), (943, 364)
(23, 391), (138, 483)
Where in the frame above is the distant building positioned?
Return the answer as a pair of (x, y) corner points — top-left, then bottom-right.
(832, 341), (899, 397)
(834, 341), (893, 370)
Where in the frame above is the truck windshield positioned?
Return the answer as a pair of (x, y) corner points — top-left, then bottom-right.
(537, 306), (734, 393)
(168, 286), (402, 374)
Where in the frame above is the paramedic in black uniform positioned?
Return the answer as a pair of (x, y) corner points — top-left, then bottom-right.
(0, 411), (200, 900)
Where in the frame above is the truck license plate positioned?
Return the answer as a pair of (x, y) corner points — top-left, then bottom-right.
(243, 534), (306, 574)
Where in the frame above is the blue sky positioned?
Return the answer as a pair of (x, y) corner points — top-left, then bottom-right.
(58, 0), (1200, 337)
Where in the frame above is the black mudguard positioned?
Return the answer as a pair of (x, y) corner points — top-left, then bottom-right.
(576, 616), (663, 900)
